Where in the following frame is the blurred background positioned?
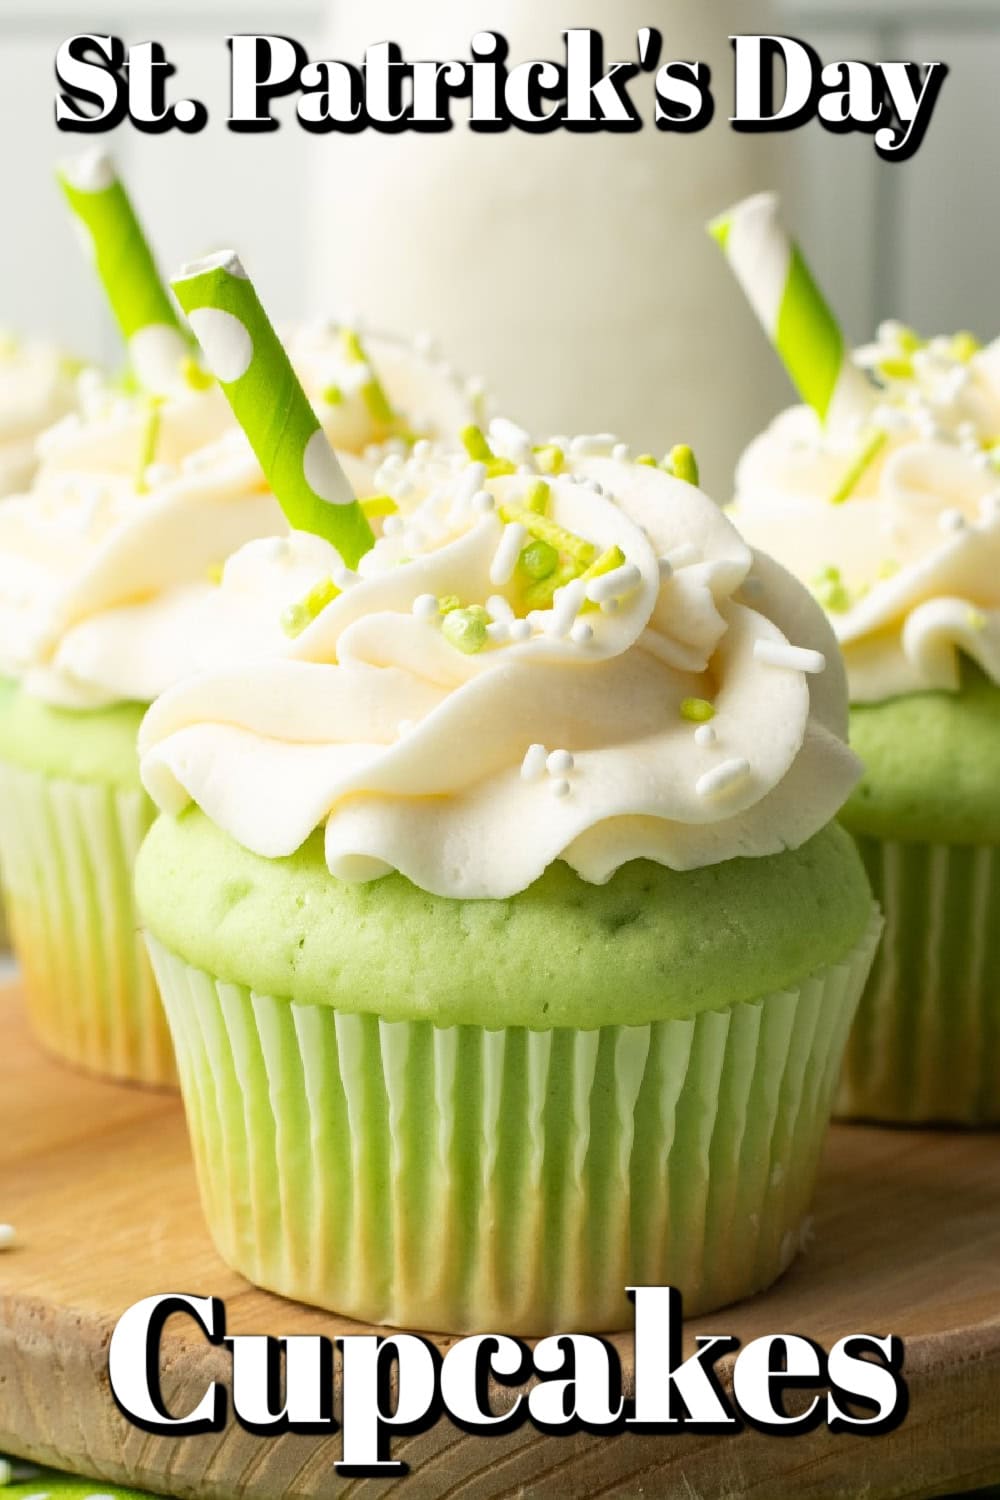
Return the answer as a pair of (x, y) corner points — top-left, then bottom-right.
(0, 0), (994, 492)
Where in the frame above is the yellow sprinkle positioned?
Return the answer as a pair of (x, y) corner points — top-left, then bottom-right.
(461, 424), (493, 463)
(280, 576), (341, 638)
(951, 331), (981, 364)
(134, 397), (164, 495)
(498, 505), (597, 567)
(680, 697), (715, 724)
(361, 494), (399, 519)
(341, 329), (396, 430)
(667, 444), (699, 487)
(523, 479), (550, 515)
(205, 562), (224, 586)
(829, 428), (888, 505)
(894, 325), (924, 355)
(533, 444), (565, 475)
(876, 357), (914, 383)
(636, 454), (658, 467)
(322, 383), (345, 406)
(522, 558), (580, 610)
(181, 356), (214, 391)
(438, 594), (461, 615)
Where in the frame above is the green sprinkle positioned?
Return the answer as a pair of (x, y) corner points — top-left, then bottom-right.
(533, 444), (565, 475)
(280, 575), (341, 638)
(523, 478), (550, 514)
(666, 444), (699, 486)
(181, 356), (214, 391)
(575, 546), (627, 615)
(811, 566), (851, 613)
(894, 325), (924, 354)
(951, 331), (981, 364)
(680, 697), (715, 724)
(360, 494), (399, 519)
(523, 558), (580, 610)
(438, 594), (461, 615)
(460, 423), (515, 476)
(206, 561), (224, 585)
(829, 428), (888, 505)
(341, 328), (396, 430)
(442, 605), (489, 654)
(636, 454), (658, 467)
(968, 607), (988, 631)
(875, 357), (914, 383)
(134, 396), (164, 494)
(322, 383), (345, 406)
(498, 505), (597, 568)
(519, 538), (559, 581)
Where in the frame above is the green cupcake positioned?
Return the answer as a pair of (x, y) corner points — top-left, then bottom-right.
(731, 316), (1000, 1124)
(137, 429), (878, 1333)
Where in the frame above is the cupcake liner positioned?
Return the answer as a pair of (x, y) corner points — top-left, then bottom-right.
(839, 837), (1000, 1125)
(0, 757), (173, 1086)
(148, 909), (880, 1335)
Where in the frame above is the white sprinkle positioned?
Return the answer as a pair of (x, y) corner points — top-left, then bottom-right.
(696, 758), (751, 800)
(413, 438), (432, 459)
(657, 557), (673, 583)
(489, 417), (533, 464)
(490, 522), (528, 586)
(939, 508), (966, 534)
(0, 1224), (16, 1249)
(550, 578), (588, 636)
(694, 724), (716, 748)
(455, 461), (488, 510)
(664, 543), (701, 570)
(382, 515), (404, 538)
(754, 639), (826, 674)
(412, 593), (439, 621)
(570, 432), (617, 456)
(612, 442), (631, 462)
(471, 489), (495, 514)
(486, 595), (515, 623)
(551, 778), (571, 798)
(521, 744), (547, 782)
(570, 620), (594, 646)
(546, 749), (574, 776)
(586, 562), (641, 605)
(508, 618), (532, 642)
(485, 621), (509, 644)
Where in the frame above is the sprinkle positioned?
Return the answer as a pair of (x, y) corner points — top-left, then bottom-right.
(519, 538), (559, 581)
(181, 355), (214, 390)
(533, 444), (565, 475)
(696, 758), (751, 800)
(550, 578), (588, 636)
(486, 594), (515, 623)
(951, 330), (981, 364)
(570, 433), (617, 456)
(205, 561), (224, 585)
(551, 778), (571, 798)
(570, 620), (594, 645)
(383, 515), (404, 538)
(134, 396), (164, 494)
(521, 743), (547, 781)
(636, 453), (658, 467)
(666, 444), (699, 486)
(442, 605), (489, 654)
(281, 575), (341, 637)
(461, 424), (515, 476)
(829, 427), (888, 505)
(472, 489), (495, 514)
(523, 557), (579, 609)
(322, 383), (344, 406)
(413, 438), (433, 458)
(875, 356), (914, 383)
(680, 697), (715, 724)
(811, 565), (851, 613)
(412, 593), (439, 620)
(586, 562), (641, 605)
(341, 328), (397, 430)
(454, 461), (488, 511)
(509, 618), (532, 642)
(438, 594), (461, 614)
(878, 320), (923, 353)
(489, 417), (533, 464)
(578, 545), (626, 594)
(694, 723), (716, 748)
(361, 494), (399, 520)
(523, 478), (550, 514)
(0, 1224), (16, 1249)
(498, 505), (597, 567)
(754, 639), (826, 674)
(491, 522), (528, 586)
(612, 442), (631, 462)
(546, 749), (574, 775)
(485, 621), (509, 644)
(939, 508), (966, 534)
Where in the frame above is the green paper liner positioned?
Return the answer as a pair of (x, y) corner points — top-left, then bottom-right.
(147, 911), (879, 1335)
(0, 758), (173, 1085)
(839, 837), (1000, 1125)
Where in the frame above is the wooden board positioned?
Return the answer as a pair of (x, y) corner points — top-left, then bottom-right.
(2, 979), (1000, 1500)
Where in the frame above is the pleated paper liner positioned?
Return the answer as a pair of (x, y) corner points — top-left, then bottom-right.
(148, 909), (880, 1336)
(0, 758), (174, 1086)
(839, 837), (1000, 1125)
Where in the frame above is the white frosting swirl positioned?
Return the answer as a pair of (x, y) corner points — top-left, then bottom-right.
(0, 337), (78, 497)
(732, 330), (1000, 701)
(138, 448), (859, 899)
(0, 328), (482, 709)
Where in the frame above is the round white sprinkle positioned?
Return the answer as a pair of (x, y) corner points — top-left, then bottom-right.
(551, 778), (571, 798)
(485, 621), (509, 644)
(694, 723), (716, 748)
(521, 744), (548, 782)
(0, 1224), (16, 1249)
(509, 618), (532, 642)
(486, 594), (515, 623)
(490, 522), (528, 586)
(753, 639), (826, 674)
(412, 593), (439, 621)
(612, 442), (631, 462)
(546, 749), (574, 776)
(939, 508), (966, 534)
(586, 562), (641, 605)
(696, 758), (751, 800)
(570, 620), (594, 646)
(382, 515), (404, 538)
(412, 438), (432, 459)
(472, 489), (495, 514)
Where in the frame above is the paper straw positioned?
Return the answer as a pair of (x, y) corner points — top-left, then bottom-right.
(172, 250), (374, 567)
(57, 150), (193, 394)
(709, 192), (873, 430)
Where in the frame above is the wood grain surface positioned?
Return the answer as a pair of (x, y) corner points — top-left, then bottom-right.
(1, 982), (999, 1500)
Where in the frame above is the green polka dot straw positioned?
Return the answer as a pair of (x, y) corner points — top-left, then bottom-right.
(0, 1456), (153, 1498)
(172, 251), (375, 569)
(708, 191), (874, 432)
(56, 150), (194, 396)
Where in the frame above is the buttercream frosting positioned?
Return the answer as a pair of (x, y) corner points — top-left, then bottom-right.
(0, 335), (78, 497)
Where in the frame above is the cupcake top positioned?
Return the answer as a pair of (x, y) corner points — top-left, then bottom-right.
(139, 430), (860, 899)
(731, 324), (1000, 703)
(0, 332), (79, 497)
(0, 328), (480, 710)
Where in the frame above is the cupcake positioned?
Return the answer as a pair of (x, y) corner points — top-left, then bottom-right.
(716, 195), (1000, 1124)
(135, 262), (878, 1331)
